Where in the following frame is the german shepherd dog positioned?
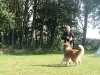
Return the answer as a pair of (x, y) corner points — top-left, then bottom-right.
(61, 42), (84, 66)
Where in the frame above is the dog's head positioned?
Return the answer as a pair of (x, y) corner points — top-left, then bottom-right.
(64, 42), (71, 51)
(64, 42), (70, 47)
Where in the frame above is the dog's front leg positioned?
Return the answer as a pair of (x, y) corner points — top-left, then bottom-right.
(66, 59), (71, 66)
(61, 57), (65, 64)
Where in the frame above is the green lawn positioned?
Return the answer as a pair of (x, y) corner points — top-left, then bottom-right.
(0, 51), (100, 75)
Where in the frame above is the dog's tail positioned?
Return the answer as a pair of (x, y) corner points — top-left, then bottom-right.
(78, 45), (84, 56)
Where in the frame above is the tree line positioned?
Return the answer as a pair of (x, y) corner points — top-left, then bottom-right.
(0, 0), (100, 49)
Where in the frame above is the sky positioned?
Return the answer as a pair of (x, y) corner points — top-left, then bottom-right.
(86, 27), (100, 39)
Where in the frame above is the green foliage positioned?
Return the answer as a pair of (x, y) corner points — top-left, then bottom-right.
(0, 0), (100, 51)
(85, 39), (100, 50)
(0, 0), (15, 31)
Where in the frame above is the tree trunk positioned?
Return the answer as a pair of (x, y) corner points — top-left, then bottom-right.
(30, 0), (36, 46)
(39, 0), (47, 46)
(50, 18), (57, 47)
(82, 4), (88, 46)
(0, 32), (1, 43)
(50, 25), (56, 46)
(11, 29), (14, 46)
(39, 18), (45, 46)
(50, 2), (58, 47)
(20, 0), (29, 48)
(35, 31), (38, 46)
(11, 0), (16, 46)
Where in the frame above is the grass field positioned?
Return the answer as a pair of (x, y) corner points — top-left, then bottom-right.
(0, 50), (100, 75)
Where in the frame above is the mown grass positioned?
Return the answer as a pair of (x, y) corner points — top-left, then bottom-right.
(0, 50), (100, 75)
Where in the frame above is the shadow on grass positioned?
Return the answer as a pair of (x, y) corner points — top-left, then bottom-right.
(31, 64), (75, 67)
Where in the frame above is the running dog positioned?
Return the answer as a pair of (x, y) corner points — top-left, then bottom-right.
(61, 42), (84, 66)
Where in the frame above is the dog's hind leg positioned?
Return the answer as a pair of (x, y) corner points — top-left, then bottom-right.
(78, 58), (81, 65)
(72, 58), (78, 66)
(74, 59), (79, 66)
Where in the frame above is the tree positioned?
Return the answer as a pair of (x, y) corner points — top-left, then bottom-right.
(0, 0), (80, 50)
(77, 0), (100, 46)
(20, 0), (29, 48)
(39, 0), (47, 46)
(30, 0), (37, 46)
(11, 0), (16, 46)
(0, 0), (14, 44)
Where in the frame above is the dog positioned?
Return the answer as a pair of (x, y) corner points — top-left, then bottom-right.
(61, 42), (84, 66)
